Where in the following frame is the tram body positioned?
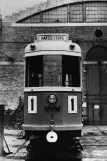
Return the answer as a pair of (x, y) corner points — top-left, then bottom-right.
(23, 34), (83, 159)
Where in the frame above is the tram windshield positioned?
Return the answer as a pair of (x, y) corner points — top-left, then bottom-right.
(25, 55), (81, 87)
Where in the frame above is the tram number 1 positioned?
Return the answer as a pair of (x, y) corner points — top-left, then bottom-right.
(68, 96), (77, 113)
(28, 96), (37, 113)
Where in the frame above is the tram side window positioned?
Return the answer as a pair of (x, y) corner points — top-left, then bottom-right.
(25, 56), (43, 87)
(62, 56), (80, 87)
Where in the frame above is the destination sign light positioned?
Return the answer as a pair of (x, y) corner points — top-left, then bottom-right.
(37, 34), (68, 41)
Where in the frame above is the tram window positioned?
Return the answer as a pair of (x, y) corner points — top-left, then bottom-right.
(43, 55), (62, 86)
(25, 56), (43, 87)
(62, 56), (80, 87)
(25, 55), (80, 87)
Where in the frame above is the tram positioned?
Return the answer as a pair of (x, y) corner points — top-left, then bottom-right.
(23, 34), (83, 160)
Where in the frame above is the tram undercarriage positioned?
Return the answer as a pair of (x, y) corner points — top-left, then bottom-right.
(25, 130), (83, 161)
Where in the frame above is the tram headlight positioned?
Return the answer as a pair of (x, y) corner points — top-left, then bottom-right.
(69, 44), (75, 50)
(48, 94), (57, 104)
(30, 44), (36, 51)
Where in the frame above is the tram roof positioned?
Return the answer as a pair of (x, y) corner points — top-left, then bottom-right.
(25, 40), (81, 57)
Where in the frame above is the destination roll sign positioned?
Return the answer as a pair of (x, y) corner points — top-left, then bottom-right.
(37, 34), (68, 41)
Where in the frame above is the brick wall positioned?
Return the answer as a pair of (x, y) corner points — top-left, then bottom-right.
(0, 64), (24, 109)
(0, 22), (107, 109)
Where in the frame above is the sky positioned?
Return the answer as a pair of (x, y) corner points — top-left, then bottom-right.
(0, 0), (47, 18)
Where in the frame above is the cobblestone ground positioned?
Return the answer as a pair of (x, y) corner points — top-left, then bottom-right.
(0, 126), (107, 161)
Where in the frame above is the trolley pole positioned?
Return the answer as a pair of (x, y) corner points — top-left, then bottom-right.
(0, 105), (5, 155)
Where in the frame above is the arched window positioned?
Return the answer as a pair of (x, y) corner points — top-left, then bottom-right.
(17, 1), (107, 23)
(86, 46), (107, 61)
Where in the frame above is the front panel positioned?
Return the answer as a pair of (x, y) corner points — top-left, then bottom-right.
(24, 91), (82, 129)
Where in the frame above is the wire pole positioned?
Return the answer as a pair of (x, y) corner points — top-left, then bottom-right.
(0, 105), (5, 155)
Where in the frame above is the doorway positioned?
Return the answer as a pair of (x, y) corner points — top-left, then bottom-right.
(85, 46), (107, 125)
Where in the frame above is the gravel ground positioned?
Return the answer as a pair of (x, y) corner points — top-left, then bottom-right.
(0, 126), (107, 161)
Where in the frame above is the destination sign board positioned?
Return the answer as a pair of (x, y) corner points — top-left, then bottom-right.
(37, 34), (68, 41)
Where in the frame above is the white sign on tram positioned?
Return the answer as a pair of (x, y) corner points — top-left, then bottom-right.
(37, 34), (69, 41)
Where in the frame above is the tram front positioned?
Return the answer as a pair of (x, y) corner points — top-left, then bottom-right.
(23, 34), (83, 149)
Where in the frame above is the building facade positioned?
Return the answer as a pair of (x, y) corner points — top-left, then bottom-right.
(0, 0), (107, 124)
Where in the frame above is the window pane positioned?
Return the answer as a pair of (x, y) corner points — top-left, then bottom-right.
(43, 6), (67, 23)
(20, 14), (41, 23)
(70, 4), (83, 22)
(86, 2), (107, 22)
(43, 56), (62, 86)
(26, 56), (43, 87)
(62, 56), (80, 87)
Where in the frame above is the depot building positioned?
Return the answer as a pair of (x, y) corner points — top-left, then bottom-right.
(0, 0), (107, 125)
